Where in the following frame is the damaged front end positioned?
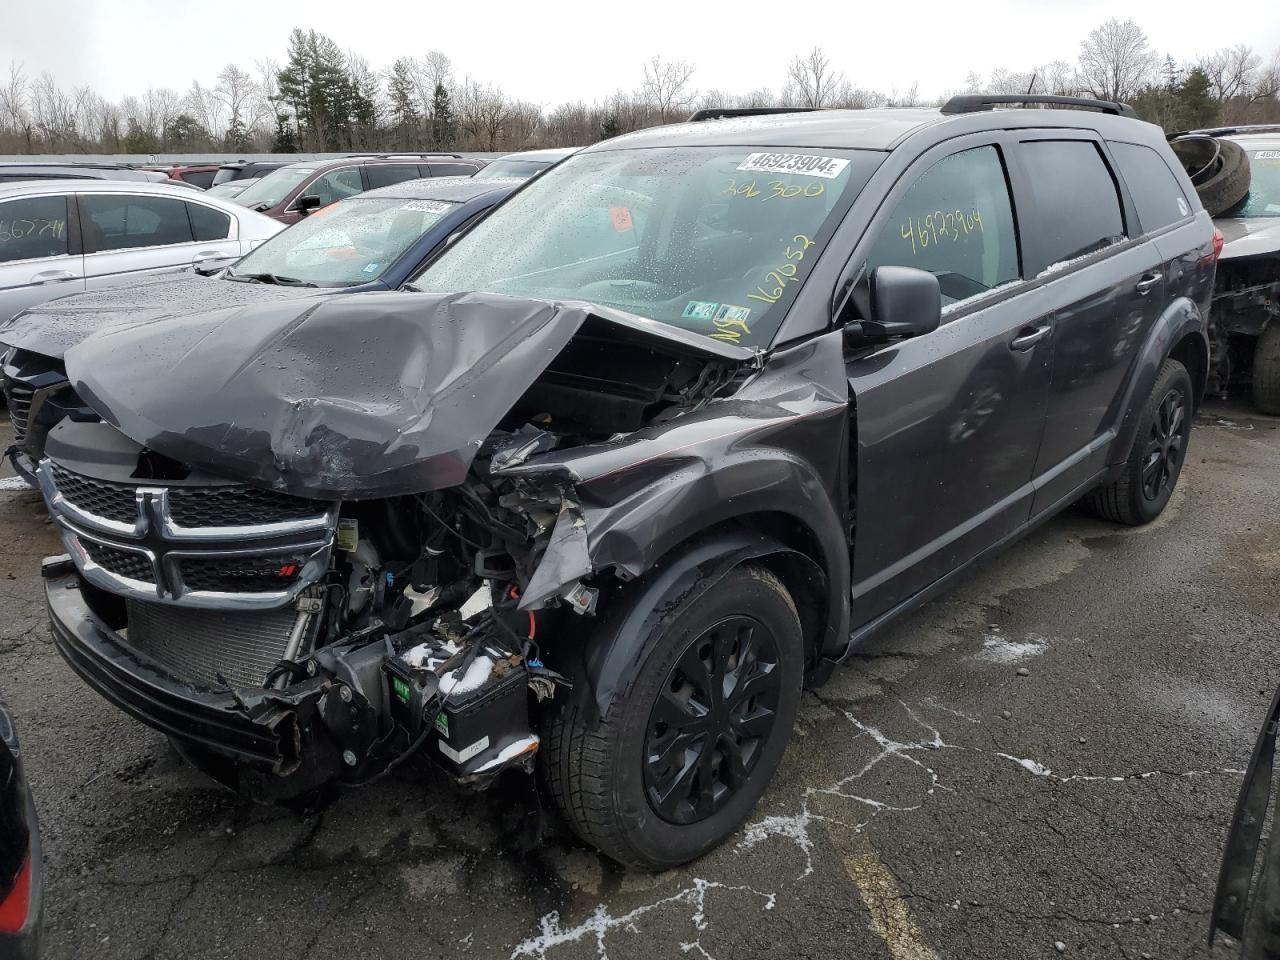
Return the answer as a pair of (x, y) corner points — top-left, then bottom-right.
(40, 291), (760, 801)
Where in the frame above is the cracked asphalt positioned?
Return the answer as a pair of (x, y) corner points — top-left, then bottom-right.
(1, 399), (1277, 960)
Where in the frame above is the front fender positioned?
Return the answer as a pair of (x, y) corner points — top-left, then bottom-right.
(566, 529), (818, 718)
(1109, 296), (1207, 468)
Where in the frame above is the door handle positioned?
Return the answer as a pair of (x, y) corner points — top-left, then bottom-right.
(1010, 324), (1051, 352)
(192, 251), (225, 263)
(1135, 272), (1163, 295)
(30, 269), (77, 284)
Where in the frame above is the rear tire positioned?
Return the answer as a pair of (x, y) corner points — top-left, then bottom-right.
(542, 564), (803, 869)
(1252, 322), (1280, 415)
(1083, 359), (1193, 526)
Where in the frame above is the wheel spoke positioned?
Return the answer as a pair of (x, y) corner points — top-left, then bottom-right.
(721, 737), (749, 790)
(650, 746), (703, 819)
(652, 687), (708, 731)
(732, 704), (775, 741)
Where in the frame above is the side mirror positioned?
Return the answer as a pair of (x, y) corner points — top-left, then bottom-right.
(863, 265), (941, 341)
(295, 195), (323, 216)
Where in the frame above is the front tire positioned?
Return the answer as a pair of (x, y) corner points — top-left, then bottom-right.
(1252, 322), (1280, 415)
(1084, 358), (1193, 525)
(542, 564), (803, 869)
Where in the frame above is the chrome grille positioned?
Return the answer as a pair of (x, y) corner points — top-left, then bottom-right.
(168, 486), (322, 527)
(50, 465), (138, 525)
(81, 540), (155, 583)
(3, 378), (33, 443)
(124, 599), (300, 688)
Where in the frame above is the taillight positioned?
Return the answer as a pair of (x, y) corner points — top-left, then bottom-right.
(0, 855), (31, 933)
(1199, 228), (1224, 267)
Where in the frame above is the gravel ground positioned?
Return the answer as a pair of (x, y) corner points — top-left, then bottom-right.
(1, 399), (1276, 960)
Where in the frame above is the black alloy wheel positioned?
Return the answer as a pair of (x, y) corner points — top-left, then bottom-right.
(1141, 388), (1188, 502)
(643, 616), (782, 825)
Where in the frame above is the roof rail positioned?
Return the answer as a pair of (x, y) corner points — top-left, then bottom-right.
(687, 107), (822, 122)
(940, 94), (1137, 119)
(346, 152), (466, 160)
(1169, 124), (1280, 138)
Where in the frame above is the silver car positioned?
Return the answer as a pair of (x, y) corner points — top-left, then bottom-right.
(0, 180), (282, 323)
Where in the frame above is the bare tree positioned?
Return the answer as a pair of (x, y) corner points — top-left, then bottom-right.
(1200, 44), (1261, 102)
(1077, 18), (1157, 102)
(786, 47), (845, 108)
(641, 55), (696, 122)
(186, 80), (226, 142)
(214, 64), (259, 146)
(0, 61), (32, 151)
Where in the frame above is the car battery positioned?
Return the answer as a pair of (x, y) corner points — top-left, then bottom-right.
(384, 652), (533, 779)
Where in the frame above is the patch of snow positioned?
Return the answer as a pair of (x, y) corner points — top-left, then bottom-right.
(975, 630), (1051, 665)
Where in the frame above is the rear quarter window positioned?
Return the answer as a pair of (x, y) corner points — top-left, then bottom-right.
(1020, 140), (1125, 269)
(187, 202), (231, 241)
(1109, 142), (1191, 233)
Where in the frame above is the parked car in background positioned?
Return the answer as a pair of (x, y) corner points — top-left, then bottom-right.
(472, 147), (576, 180)
(205, 177), (259, 200)
(0, 179), (282, 324)
(1173, 126), (1280, 413)
(210, 160), (290, 188)
(0, 700), (42, 960)
(34, 97), (1216, 870)
(0, 163), (171, 185)
(234, 154), (487, 224)
(0, 176), (521, 482)
(143, 163), (221, 189)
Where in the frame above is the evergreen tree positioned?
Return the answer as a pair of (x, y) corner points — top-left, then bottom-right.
(387, 58), (420, 148)
(276, 28), (352, 151)
(1176, 67), (1218, 129)
(430, 81), (455, 150)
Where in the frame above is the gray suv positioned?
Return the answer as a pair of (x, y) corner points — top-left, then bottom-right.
(37, 96), (1216, 869)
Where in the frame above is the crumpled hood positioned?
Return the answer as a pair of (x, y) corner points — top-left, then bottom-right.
(1217, 216), (1280, 261)
(0, 273), (322, 359)
(65, 290), (747, 500)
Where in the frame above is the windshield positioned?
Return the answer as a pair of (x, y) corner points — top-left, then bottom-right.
(412, 146), (879, 347)
(473, 159), (552, 180)
(234, 166), (316, 209)
(230, 196), (455, 286)
(1227, 148), (1280, 218)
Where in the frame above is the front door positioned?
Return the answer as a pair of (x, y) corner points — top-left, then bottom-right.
(0, 194), (84, 323)
(844, 140), (1052, 625)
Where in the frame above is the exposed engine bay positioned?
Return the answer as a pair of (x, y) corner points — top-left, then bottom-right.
(38, 293), (751, 801)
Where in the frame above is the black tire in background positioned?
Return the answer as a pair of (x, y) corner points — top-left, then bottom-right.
(541, 564), (803, 869)
(1195, 139), (1251, 216)
(1083, 359), (1194, 525)
(1252, 322), (1280, 415)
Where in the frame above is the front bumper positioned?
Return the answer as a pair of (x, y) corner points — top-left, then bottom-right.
(45, 569), (307, 772)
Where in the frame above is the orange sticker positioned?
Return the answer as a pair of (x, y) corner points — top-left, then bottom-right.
(610, 206), (634, 232)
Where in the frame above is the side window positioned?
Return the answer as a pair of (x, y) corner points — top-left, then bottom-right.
(429, 162), (478, 177)
(1020, 141), (1125, 267)
(305, 169), (363, 207)
(1109, 142), (1191, 233)
(865, 145), (1020, 308)
(365, 165), (422, 189)
(79, 195), (194, 253)
(0, 195), (69, 263)
(186, 203), (231, 241)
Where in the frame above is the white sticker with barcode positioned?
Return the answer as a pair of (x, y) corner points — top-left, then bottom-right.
(1254, 151), (1280, 160)
(737, 152), (850, 179)
(401, 200), (451, 213)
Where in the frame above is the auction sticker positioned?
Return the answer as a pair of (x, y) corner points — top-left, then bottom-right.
(682, 300), (719, 320)
(401, 200), (451, 213)
(1254, 151), (1280, 160)
(737, 152), (849, 179)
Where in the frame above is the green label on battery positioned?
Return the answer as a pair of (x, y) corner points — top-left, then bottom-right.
(434, 711), (450, 737)
(392, 676), (412, 703)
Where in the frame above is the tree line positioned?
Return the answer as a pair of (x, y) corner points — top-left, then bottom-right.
(1, 18), (1277, 157)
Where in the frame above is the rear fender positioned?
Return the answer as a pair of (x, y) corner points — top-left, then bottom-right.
(1109, 296), (1207, 468)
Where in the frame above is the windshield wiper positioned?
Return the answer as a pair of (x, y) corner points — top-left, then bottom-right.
(227, 271), (317, 287)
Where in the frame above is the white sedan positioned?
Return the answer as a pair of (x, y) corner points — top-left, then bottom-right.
(0, 179), (282, 322)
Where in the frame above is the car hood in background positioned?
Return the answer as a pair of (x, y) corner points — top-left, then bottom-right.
(0, 273), (325, 360)
(65, 290), (751, 500)
(1216, 216), (1280, 261)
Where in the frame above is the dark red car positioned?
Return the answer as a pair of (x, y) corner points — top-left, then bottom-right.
(143, 164), (222, 189)
(232, 154), (486, 224)
(0, 700), (41, 959)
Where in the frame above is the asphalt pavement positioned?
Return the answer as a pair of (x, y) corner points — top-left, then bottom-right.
(1, 399), (1277, 960)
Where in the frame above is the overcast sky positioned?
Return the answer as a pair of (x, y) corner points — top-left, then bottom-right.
(4, 0), (1279, 106)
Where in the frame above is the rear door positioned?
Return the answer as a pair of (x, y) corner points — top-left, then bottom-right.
(845, 135), (1053, 623)
(363, 164), (423, 190)
(1015, 135), (1164, 514)
(0, 193), (84, 322)
(427, 161), (479, 178)
(78, 192), (220, 290)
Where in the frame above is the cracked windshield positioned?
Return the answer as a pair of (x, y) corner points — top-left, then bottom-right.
(412, 147), (880, 347)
